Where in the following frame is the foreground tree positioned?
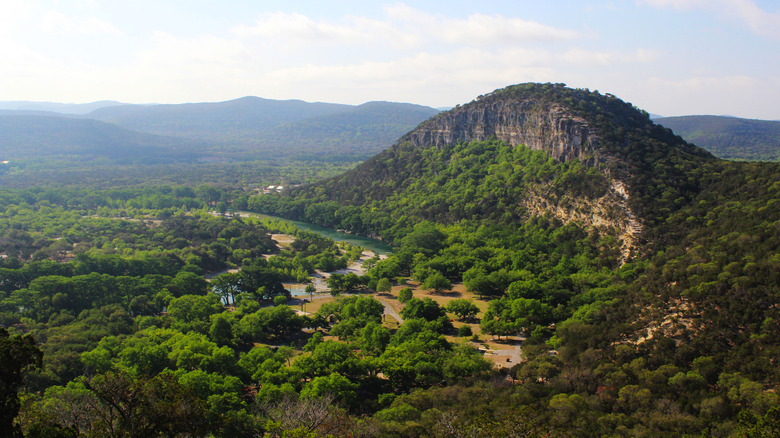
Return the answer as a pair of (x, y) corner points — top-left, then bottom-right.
(0, 328), (43, 438)
(28, 371), (209, 438)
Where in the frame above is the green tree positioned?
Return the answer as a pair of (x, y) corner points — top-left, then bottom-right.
(53, 371), (209, 437)
(300, 372), (359, 409)
(167, 293), (224, 334)
(305, 283), (316, 302)
(208, 312), (235, 347)
(376, 277), (392, 294)
(423, 271), (451, 294)
(445, 299), (480, 321)
(401, 298), (450, 328)
(0, 328), (43, 438)
(210, 272), (242, 305)
(457, 325), (473, 337)
(397, 287), (413, 304)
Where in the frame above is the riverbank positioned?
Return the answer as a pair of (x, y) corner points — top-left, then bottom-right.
(237, 211), (393, 256)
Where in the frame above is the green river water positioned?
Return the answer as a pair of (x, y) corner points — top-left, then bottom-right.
(241, 212), (393, 256)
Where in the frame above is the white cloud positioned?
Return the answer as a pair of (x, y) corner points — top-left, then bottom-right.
(235, 12), (364, 41)
(435, 14), (581, 44)
(9, 2), (771, 118)
(40, 10), (122, 36)
(141, 32), (248, 67)
(638, 0), (780, 38)
(385, 3), (581, 45)
(258, 46), (566, 105)
(0, 38), (52, 78)
(234, 4), (581, 51)
(558, 47), (661, 66)
(637, 0), (708, 8)
(647, 75), (760, 98)
(0, 1), (35, 36)
(233, 11), (411, 49)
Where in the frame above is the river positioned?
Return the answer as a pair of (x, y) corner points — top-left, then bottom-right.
(239, 212), (393, 256)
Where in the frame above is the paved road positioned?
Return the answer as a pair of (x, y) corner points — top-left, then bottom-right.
(491, 333), (524, 367)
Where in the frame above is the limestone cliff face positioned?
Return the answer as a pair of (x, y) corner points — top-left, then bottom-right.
(400, 98), (604, 166)
(521, 180), (643, 264)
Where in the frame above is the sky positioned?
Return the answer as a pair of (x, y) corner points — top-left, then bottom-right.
(1, 0), (779, 119)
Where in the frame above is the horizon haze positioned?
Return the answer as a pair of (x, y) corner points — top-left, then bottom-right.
(1, 1), (779, 120)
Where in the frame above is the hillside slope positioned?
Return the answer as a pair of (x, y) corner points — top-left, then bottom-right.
(656, 115), (780, 161)
(276, 83), (714, 259)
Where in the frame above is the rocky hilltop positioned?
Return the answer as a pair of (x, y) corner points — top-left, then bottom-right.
(401, 94), (602, 165)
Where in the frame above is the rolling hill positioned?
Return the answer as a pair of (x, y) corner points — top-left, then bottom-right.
(85, 97), (439, 160)
(86, 96), (352, 145)
(656, 115), (780, 161)
(0, 114), (202, 164)
(0, 98), (441, 187)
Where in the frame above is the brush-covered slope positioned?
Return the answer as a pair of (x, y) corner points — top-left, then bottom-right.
(0, 114), (201, 164)
(656, 115), (780, 161)
(278, 83), (714, 258)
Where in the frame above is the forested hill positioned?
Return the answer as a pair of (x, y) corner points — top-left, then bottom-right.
(656, 115), (780, 161)
(277, 83), (715, 250)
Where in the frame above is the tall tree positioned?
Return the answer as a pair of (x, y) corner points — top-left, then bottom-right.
(0, 328), (43, 438)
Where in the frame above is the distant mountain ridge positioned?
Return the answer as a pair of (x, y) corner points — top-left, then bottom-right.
(86, 97), (353, 144)
(0, 100), (125, 115)
(656, 115), (780, 161)
(0, 115), (202, 164)
(257, 101), (441, 160)
(0, 97), (440, 165)
(85, 97), (440, 160)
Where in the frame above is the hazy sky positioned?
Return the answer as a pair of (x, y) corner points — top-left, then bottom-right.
(2, 0), (779, 119)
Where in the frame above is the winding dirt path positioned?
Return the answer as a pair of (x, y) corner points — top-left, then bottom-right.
(374, 295), (404, 324)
